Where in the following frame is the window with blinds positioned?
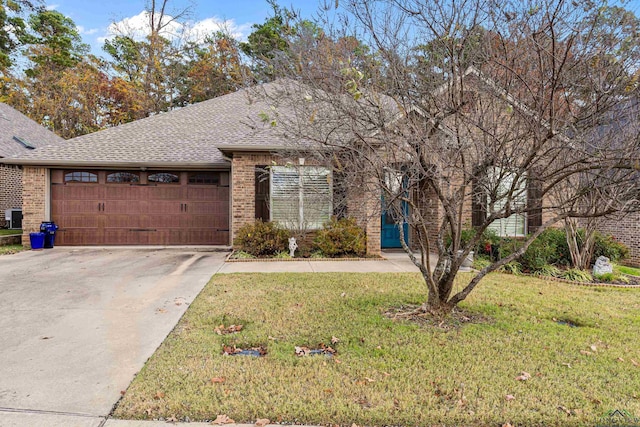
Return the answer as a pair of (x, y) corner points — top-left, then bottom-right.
(270, 166), (332, 229)
(486, 167), (527, 237)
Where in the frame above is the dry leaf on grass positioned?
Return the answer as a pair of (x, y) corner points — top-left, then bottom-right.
(255, 418), (270, 427)
(505, 394), (515, 401)
(215, 324), (243, 335)
(331, 336), (340, 344)
(515, 371), (531, 381)
(211, 414), (235, 425)
(631, 359), (639, 367)
(210, 377), (225, 384)
(502, 423), (514, 427)
(590, 344), (598, 352)
(580, 350), (592, 356)
(618, 357), (625, 362)
(153, 391), (165, 399)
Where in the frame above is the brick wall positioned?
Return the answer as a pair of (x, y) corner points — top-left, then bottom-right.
(231, 153), (382, 255)
(597, 213), (640, 267)
(345, 176), (381, 256)
(0, 164), (23, 228)
(21, 166), (47, 248)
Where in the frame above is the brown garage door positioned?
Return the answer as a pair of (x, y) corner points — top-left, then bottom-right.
(51, 170), (229, 245)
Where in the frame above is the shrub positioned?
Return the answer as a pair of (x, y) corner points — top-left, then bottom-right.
(234, 220), (290, 257)
(532, 264), (562, 278)
(520, 228), (569, 271)
(561, 268), (592, 283)
(499, 261), (523, 275)
(472, 255), (492, 270)
(592, 233), (629, 263)
(314, 217), (366, 257)
(594, 272), (630, 284)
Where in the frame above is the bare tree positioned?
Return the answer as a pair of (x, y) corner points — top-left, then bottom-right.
(253, 0), (640, 314)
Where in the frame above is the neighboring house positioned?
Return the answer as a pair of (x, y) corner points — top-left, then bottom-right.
(3, 83), (381, 251)
(0, 103), (65, 228)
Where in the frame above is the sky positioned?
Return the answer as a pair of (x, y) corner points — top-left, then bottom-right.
(45, 0), (640, 58)
(44, 0), (325, 56)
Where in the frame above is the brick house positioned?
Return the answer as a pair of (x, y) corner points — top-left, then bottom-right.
(3, 83), (382, 252)
(5, 80), (634, 260)
(0, 103), (64, 228)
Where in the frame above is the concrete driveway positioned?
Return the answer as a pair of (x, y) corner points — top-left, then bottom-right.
(0, 247), (227, 426)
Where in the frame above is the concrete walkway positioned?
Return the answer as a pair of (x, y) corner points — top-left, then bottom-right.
(218, 250), (426, 273)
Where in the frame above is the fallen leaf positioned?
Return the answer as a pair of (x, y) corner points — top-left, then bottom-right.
(210, 377), (225, 384)
(155, 308), (167, 314)
(40, 336), (52, 340)
(502, 423), (514, 427)
(295, 346), (310, 356)
(562, 363), (571, 368)
(618, 357), (625, 362)
(167, 416), (178, 422)
(154, 391), (165, 399)
(505, 395), (515, 401)
(515, 371), (531, 381)
(255, 418), (270, 427)
(580, 350), (592, 356)
(211, 414), (235, 425)
(120, 390), (126, 396)
(558, 405), (572, 415)
(334, 358), (342, 364)
(365, 377), (375, 383)
(340, 292), (346, 297)
(631, 359), (639, 367)
(590, 344), (598, 352)
(268, 336), (277, 341)
(324, 388), (333, 393)
(331, 336), (340, 344)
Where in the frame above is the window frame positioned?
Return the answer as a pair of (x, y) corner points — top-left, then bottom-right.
(106, 171), (140, 184)
(269, 165), (333, 230)
(188, 172), (220, 185)
(64, 170), (98, 183)
(486, 167), (528, 238)
(147, 172), (180, 184)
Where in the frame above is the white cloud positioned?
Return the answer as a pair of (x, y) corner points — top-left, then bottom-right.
(98, 10), (253, 46)
(45, 4), (60, 10)
(77, 25), (99, 36)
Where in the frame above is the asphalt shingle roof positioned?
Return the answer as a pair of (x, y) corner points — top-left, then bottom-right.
(4, 82), (290, 167)
(0, 103), (64, 158)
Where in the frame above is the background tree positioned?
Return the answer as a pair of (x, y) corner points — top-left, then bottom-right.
(255, 0), (640, 314)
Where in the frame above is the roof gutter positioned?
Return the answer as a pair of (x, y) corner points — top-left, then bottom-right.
(0, 159), (231, 170)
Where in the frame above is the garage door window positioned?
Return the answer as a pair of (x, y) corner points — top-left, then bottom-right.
(148, 172), (179, 183)
(65, 171), (98, 183)
(188, 172), (220, 185)
(107, 172), (140, 183)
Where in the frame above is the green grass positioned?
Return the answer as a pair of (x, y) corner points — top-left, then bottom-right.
(0, 244), (24, 255)
(114, 273), (640, 426)
(0, 229), (21, 236)
(617, 264), (640, 277)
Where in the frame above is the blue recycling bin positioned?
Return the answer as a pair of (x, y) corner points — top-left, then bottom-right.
(29, 232), (45, 250)
(40, 221), (58, 249)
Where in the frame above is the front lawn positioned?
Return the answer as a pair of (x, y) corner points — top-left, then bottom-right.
(0, 229), (21, 236)
(114, 273), (640, 426)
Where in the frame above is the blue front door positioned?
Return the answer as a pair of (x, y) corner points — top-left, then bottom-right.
(381, 200), (409, 248)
